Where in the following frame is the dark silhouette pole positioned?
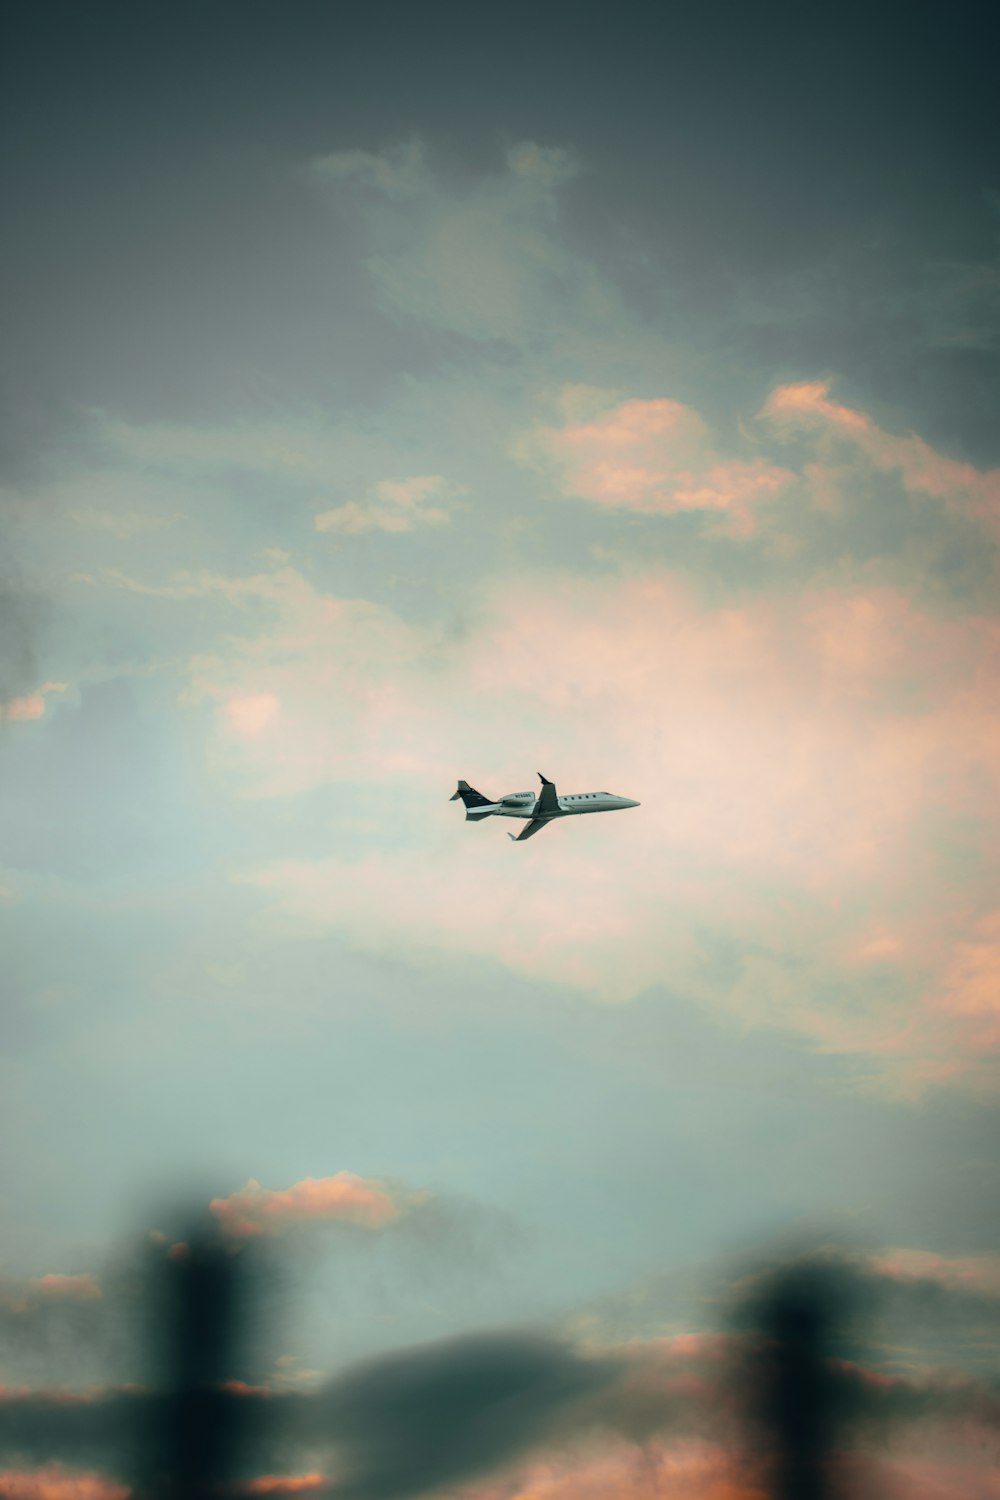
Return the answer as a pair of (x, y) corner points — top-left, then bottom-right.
(133, 1235), (244, 1500)
(750, 1264), (847, 1500)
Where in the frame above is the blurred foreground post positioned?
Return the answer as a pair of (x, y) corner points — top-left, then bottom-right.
(751, 1264), (847, 1500)
(133, 1235), (243, 1500)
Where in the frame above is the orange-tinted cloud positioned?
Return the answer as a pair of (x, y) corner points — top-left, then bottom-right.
(873, 1247), (1000, 1299)
(466, 1440), (765, 1500)
(0, 1276), (102, 1316)
(533, 376), (1000, 549)
(208, 559), (999, 1088)
(224, 693), (281, 738)
(238, 1478), (326, 1497)
(0, 1469), (127, 1500)
(761, 379), (1000, 521)
(209, 1173), (424, 1238)
(532, 390), (792, 533)
(106, 435), (996, 1091)
(29, 1277), (101, 1303)
(932, 910), (1000, 1043)
(868, 1453), (1000, 1499)
(1, 684), (68, 724)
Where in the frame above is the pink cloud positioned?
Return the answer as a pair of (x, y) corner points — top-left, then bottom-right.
(209, 1172), (422, 1238)
(869, 1454), (1000, 1499)
(0, 1470), (127, 1500)
(224, 693), (281, 738)
(3, 696), (46, 723)
(221, 1380), (272, 1398)
(145, 544), (1000, 1087)
(762, 380), (1000, 520)
(213, 562), (1000, 1087)
(531, 377), (1000, 550)
(762, 379), (874, 433)
(1, 684), (68, 724)
(238, 1479), (326, 1497)
(467, 1441), (765, 1500)
(469, 1434), (1000, 1500)
(933, 911), (1000, 1033)
(534, 392), (793, 532)
(874, 1247), (1000, 1298)
(0, 1390), (98, 1409)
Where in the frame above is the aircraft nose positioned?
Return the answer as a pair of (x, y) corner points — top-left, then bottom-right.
(623, 798), (640, 808)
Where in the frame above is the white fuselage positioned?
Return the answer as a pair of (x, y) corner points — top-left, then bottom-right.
(494, 790), (640, 820)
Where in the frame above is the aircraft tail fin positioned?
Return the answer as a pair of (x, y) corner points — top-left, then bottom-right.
(450, 779), (498, 820)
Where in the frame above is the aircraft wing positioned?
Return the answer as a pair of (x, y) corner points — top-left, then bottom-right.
(535, 773), (559, 817)
(509, 818), (550, 842)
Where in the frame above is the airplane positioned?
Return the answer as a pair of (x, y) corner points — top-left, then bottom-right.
(450, 772), (640, 842)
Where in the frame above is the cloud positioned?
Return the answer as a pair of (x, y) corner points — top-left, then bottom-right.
(308, 140), (427, 199)
(932, 909), (1000, 1042)
(72, 364), (999, 1090)
(469, 1432), (1000, 1500)
(529, 377), (1000, 561)
(0, 1333), (612, 1499)
(466, 1443), (763, 1500)
(209, 1174), (427, 1240)
(238, 1479), (326, 1496)
(315, 476), (455, 535)
(306, 138), (620, 350)
(529, 388), (793, 534)
(761, 379), (1000, 524)
(721, 1246), (1000, 1386)
(318, 1333), (612, 1500)
(81, 540), (1000, 1084)
(224, 694), (281, 738)
(505, 143), (577, 187)
(188, 560), (997, 1085)
(1, 684), (67, 725)
(872, 1248), (1000, 1298)
(5, 1255), (1000, 1500)
(0, 1469), (126, 1500)
(0, 1272), (109, 1374)
(0, 580), (45, 718)
(0, 1389), (136, 1469)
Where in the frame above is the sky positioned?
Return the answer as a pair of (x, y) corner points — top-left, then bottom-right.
(1, 2), (999, 1495)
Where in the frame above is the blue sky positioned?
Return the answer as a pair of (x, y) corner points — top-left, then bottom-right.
(1, 5), (999, 1496)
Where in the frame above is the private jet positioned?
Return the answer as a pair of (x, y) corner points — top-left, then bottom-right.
(451, 773), (640, 842)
